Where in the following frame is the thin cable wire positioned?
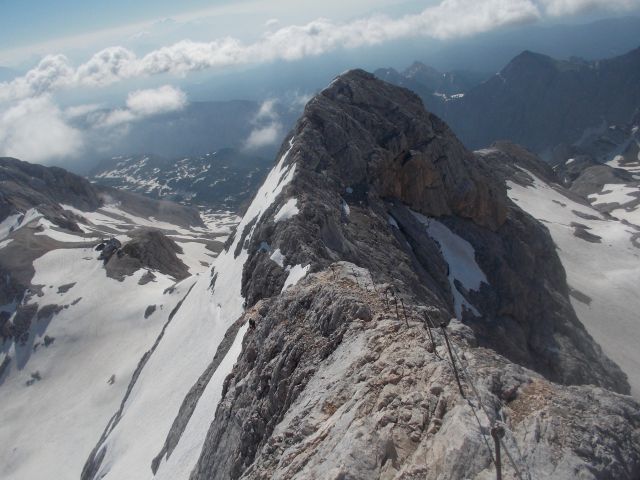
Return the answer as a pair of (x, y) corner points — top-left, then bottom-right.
(449, 337), (530, 480)
(445, 338), (497, 466)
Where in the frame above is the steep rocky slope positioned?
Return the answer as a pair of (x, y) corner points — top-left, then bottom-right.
(80, 71), (639, 480)
(186, 70), (638, 480)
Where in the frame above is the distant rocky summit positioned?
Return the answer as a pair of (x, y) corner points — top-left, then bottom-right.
(381, 47), (640, 153)
(374, 61), (486, 107)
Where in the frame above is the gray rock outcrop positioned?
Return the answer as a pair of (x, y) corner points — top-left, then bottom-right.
(104, 229), (190, 281)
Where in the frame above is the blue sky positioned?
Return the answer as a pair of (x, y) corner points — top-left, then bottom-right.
(0, 0), (225, 45)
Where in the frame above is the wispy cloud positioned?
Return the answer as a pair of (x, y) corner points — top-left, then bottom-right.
(5, 0), (631, 102)
(0, 95), (83, 163)
(539, 0), (638, 16)
(245, 123), (283, 149)
(91, 84), (187, 127)
(244, 98), (283, 150)
(0, 85), (187, 163)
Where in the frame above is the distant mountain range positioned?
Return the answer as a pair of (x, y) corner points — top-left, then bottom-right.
(374, 62), (487, 109)
(89, 148), (272, 212)
(379, 46), (640, 153)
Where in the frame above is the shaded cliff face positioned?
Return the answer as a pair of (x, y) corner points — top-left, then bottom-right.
(180, 71), (636, 479)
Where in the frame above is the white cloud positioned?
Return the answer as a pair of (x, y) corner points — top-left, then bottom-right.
(0, 54), (74, 102)
(265, 18), (280, 28)
(0, 96), (83, 163)
(0, 85), (186, 163)
(244, 98), (284, 149)
(254, 98), (279, 121)
(0, 0), (636, 103)
(245, 123), (283, 149)
(92, 84), (187, 127)
(74, 46), (138, 87)
(126, 84), (187, 115)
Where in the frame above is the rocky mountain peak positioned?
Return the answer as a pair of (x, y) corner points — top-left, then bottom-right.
(237, 70), (626, 392)
(299, 69), (507, 230)
(73, 71), (640, 480)
(179, 74), (638, 478)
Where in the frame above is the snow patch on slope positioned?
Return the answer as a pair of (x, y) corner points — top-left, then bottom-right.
(588, 184), (637, 207)
(175, 241), (216, 274)
(0, 209), (42, 240)
(153, 323), (249, 479)
(341, 199), (350, 216)
(413, 212), (487, 319)
(282, 264), (310, 292)
(274, 198), (299, 223)
(0, 213), (22, 240)
(270, 248), (286, 267)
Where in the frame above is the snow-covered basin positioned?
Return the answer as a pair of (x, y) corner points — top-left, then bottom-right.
(174, 241), (217, 275)
(0, 247), (185, 480)
(507, 170), (640, 397)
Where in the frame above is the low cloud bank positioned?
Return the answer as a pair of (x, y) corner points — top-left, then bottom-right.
(2, 0), (634, 102)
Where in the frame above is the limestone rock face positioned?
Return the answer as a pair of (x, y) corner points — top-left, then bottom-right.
(183, 71), (637, 480)
(296, 70), (507, 230)
(192, 265), (640, 480)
